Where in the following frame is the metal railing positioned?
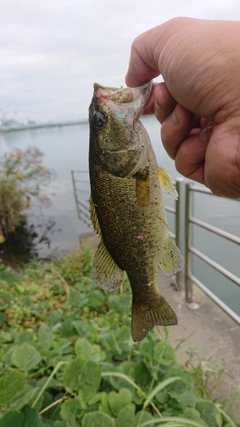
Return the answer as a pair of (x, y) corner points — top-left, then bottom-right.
(71, 170), (240, 325)
(184, 182), (240, 324)
(171, 178), (240, 325)
(71, 170), (92, 229)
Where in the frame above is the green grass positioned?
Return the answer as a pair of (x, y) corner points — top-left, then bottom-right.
(0, 247), (239, 427)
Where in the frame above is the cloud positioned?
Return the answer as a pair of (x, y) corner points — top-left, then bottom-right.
(0, 0), (240, 121)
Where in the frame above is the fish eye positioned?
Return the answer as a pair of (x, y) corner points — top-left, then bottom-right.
(93, 111), (107, 129)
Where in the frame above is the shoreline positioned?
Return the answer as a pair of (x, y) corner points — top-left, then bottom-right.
(0, 119), (88, 133)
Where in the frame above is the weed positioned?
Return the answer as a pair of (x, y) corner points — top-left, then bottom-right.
(0, 248), (239, 427)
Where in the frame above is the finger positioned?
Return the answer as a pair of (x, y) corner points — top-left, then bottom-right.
(125, 28), (162, 87)
(142, 82), (176, 116)
(174, 134), (207, 184)
(205, 123), (240, 197)
(154, 83), (177, 123)
(143, 83), (158, 115)
(161, 104), (197, 159)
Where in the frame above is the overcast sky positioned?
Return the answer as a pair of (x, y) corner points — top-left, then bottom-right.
(0, 0), (240, 122)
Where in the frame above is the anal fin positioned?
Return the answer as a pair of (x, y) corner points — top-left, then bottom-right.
(159, 234), (184, 276)
(131, 294), (177, 342)
(93, 239), (124, 292)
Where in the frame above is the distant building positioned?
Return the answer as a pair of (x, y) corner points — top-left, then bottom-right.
(1, 119), (22, 128)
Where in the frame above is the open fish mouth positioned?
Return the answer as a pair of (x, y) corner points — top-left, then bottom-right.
(93, 81), (152, 119)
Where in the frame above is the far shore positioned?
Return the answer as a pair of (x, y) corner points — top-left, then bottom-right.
(0, 119), (89, 133)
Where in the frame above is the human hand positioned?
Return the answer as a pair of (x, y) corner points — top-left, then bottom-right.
(125, 17), (240, 198)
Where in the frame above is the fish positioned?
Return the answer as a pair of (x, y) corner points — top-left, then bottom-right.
(88, 81), (184, 341)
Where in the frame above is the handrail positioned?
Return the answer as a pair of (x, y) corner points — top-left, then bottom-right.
(184, 181), (240, 324)
(188, 274), (240, 324)
(71, 170), (91, 228)
(189, 216), (240, 245)
(189, 245), (240, 287)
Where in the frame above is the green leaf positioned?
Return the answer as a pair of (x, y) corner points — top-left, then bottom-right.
(58, 320), (77, 337)
(138, 339), (155, 361)
(87, 290), (106, 308)
(168, 380), (196, 409)
(128, 361), (151, 388)
(68, 289), (88, 307)
(60, 398), (81, 420)
(78, 360), (101, 401)
(74, 338), (93, 358)
(45, 310), (62, 327)
(0, 291), (11, 304)
(11, 343), (41, 372)
(108, 388), (133, 415)
(71, 320), (92, 337)
(10, 388), (40, 411)
(102, 371), (141, 395)
(64, 357), (101, 401)
(115, 404), (135, 427)
(155, 391), (169, 404)
(18, 331), (34, 344)
(82, 411), (114, 427)
(21, 405), (44, 427)
(0, 370), (25, 406)
(0, 411), (24, 427)
(109, 294), (131, 313)
(0, 406), (43, 427)
(196, 399), (221, 427)
(64, 357), (84, 391)
(143, 377), (181, 408)
(0, 267), (20, 284)
(183, 408), (208, 427)
(135, 410), (154, 427)
(38, 323), (53, 350)
(53, 422), (67, 427)
(153, 342), (175, 365)
(99, 392), (112, 416)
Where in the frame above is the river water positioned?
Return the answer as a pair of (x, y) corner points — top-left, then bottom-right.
(0, 116), (240, 316)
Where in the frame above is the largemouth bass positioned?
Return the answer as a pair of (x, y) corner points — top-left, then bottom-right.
(88, 81), (184, 341)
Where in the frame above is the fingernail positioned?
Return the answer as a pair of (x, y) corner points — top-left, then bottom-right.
(198, 125), (213, 144)
(198, 129), (208, 143)
(171, 109), (179, 125)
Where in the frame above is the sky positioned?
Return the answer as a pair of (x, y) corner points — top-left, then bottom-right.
(0, 0), (240, 122)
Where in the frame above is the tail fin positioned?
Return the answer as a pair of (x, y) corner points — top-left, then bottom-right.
(131, 295), (177, 342)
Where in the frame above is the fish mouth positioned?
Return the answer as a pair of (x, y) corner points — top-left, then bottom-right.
(93, 81), (152, 119)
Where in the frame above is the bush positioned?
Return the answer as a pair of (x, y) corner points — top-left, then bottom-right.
(0, 147), (55, 242)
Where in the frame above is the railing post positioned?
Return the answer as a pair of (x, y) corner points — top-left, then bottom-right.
(175, 178), (185, 290)
(71, 169), (81, 220)
(185, 182), (193, 302)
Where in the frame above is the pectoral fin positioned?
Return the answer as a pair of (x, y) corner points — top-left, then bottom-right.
(89, 195), (101, 236)
(158, 166), (178, 199)
(92, 239), (124, 292)
(159, 234), (184, 276)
